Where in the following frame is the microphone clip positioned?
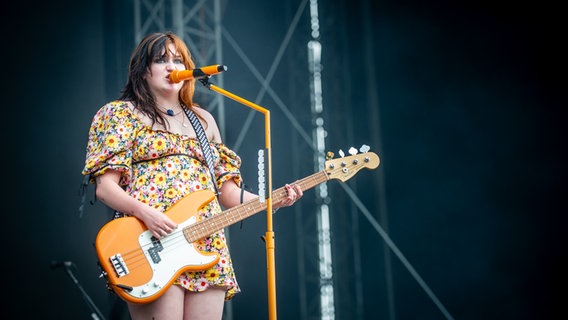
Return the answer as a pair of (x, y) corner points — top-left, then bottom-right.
(198, 76), (212, 88)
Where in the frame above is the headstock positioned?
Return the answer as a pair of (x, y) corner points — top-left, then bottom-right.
(324, 145), (380, 182)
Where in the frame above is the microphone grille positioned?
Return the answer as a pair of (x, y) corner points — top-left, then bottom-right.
(170, 70), (181, 83)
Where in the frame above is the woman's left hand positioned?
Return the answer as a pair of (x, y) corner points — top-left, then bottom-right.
(276, 183), (303, 208)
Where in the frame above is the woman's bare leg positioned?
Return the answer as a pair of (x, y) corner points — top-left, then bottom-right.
(127, 285), (185, 319)
(183, 286), (227, 320)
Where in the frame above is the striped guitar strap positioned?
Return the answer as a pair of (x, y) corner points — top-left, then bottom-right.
(182, 104), (219, 195)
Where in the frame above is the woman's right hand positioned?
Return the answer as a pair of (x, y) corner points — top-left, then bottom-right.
(95, 170), (178, 239)
(138, 206), (178, 239)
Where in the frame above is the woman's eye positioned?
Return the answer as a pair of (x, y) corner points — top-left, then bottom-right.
(154, 58), (166, 63)
(174, 58), (184, 64)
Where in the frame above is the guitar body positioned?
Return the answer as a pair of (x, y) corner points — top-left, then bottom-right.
(95, 190), (221, 304)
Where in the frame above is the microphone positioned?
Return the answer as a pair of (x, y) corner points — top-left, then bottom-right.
(50, 260), (73, 269)
(170, 65), (227, 83)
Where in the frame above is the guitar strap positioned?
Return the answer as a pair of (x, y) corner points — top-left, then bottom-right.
(182, 104), (219, 195)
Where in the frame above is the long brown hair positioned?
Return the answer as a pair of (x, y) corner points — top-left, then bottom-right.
(119, 31), (197, 128)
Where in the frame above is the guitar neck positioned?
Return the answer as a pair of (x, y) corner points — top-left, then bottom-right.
(183, 170), (329, 242)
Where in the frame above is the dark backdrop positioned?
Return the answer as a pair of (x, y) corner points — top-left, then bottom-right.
(2, 0), (564, 319)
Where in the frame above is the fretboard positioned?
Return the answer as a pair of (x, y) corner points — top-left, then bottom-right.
(182, 170), (329, 242)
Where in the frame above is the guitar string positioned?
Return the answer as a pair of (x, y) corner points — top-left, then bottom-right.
(118, 176), (322, 272)
(118, 204), (254, 271)
(118, 196), (265, 271)
(114, 167), (346, 275)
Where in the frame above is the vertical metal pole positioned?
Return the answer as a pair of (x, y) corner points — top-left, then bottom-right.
(308, 0), (335, 318)
(171, 0), (183, 37)
(213, 0), (226, 141)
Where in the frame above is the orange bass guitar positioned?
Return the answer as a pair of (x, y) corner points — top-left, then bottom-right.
(95, 150), (380, 304)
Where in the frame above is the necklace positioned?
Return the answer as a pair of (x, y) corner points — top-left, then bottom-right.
(175, 113), (189, 127)
(160, 107), (182, 116)
(157, 102), (188, 127)
(157, 102), (182, 115)
(166, 110), (188, 127)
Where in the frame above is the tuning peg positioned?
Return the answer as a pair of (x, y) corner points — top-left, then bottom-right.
(325, 151), (334, 160)
(359, 144), (370, 153)
(338, 149), (345, 158)
(348, 147), (358, 156)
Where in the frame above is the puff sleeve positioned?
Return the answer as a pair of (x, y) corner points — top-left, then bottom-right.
(82, 101), (142, 186)
(213, 142), (243, 189)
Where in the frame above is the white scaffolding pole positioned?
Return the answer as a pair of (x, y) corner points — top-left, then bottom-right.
(308, 1), (335, 319)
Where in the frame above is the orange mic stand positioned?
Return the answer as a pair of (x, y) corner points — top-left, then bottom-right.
(198, 77), (278, 319)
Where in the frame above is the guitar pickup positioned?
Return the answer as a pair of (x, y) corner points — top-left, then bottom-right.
(148, 237), (164, 264)
(109, 253), (129, 277)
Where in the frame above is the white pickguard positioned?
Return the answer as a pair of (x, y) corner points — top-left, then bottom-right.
(126, 216), (218, 299)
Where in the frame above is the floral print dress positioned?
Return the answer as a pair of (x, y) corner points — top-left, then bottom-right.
(82, 100), (242, 299)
